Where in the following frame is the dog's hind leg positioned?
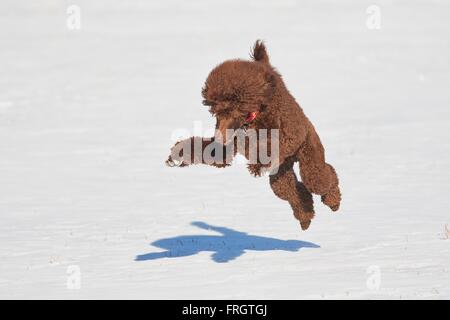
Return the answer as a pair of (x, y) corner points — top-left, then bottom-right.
(269, 160), (315, 230)
(297, 127), (341, 212)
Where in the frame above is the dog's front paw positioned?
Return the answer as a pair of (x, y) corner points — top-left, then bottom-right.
(247, 163), (265, 177)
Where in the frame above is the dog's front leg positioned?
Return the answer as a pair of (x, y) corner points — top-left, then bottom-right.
(245, 134), (277, 177)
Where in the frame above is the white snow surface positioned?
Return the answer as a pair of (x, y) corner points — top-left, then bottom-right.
(1, 0), (449, 299)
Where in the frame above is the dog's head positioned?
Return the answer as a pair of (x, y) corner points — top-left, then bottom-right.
(201, 41), (277, 144)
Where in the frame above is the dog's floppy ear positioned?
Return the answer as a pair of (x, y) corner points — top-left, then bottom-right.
(251, 40), (269, 64)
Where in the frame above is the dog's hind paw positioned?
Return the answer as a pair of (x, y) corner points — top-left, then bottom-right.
(321, 187), (341, 212)
(300, 219), (311, 230)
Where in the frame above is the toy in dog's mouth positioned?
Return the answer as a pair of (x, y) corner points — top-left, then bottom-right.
(166, 111), (260, 167)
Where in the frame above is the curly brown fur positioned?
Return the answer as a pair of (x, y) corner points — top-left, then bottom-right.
(167, 40), (341, 230)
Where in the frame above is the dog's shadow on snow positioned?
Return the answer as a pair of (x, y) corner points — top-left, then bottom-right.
(135, 221), (320, 263)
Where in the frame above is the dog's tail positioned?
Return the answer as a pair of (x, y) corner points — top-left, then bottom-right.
(251, 40), (269, 64)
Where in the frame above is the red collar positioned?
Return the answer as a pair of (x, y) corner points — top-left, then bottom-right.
(245, 111), (259, 123)
(241, 111), (259, 132)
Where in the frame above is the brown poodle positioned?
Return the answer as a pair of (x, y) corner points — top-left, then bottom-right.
(166, 40), (341, 230)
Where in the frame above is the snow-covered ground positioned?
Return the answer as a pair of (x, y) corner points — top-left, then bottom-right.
(1, 0), (449, 299)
